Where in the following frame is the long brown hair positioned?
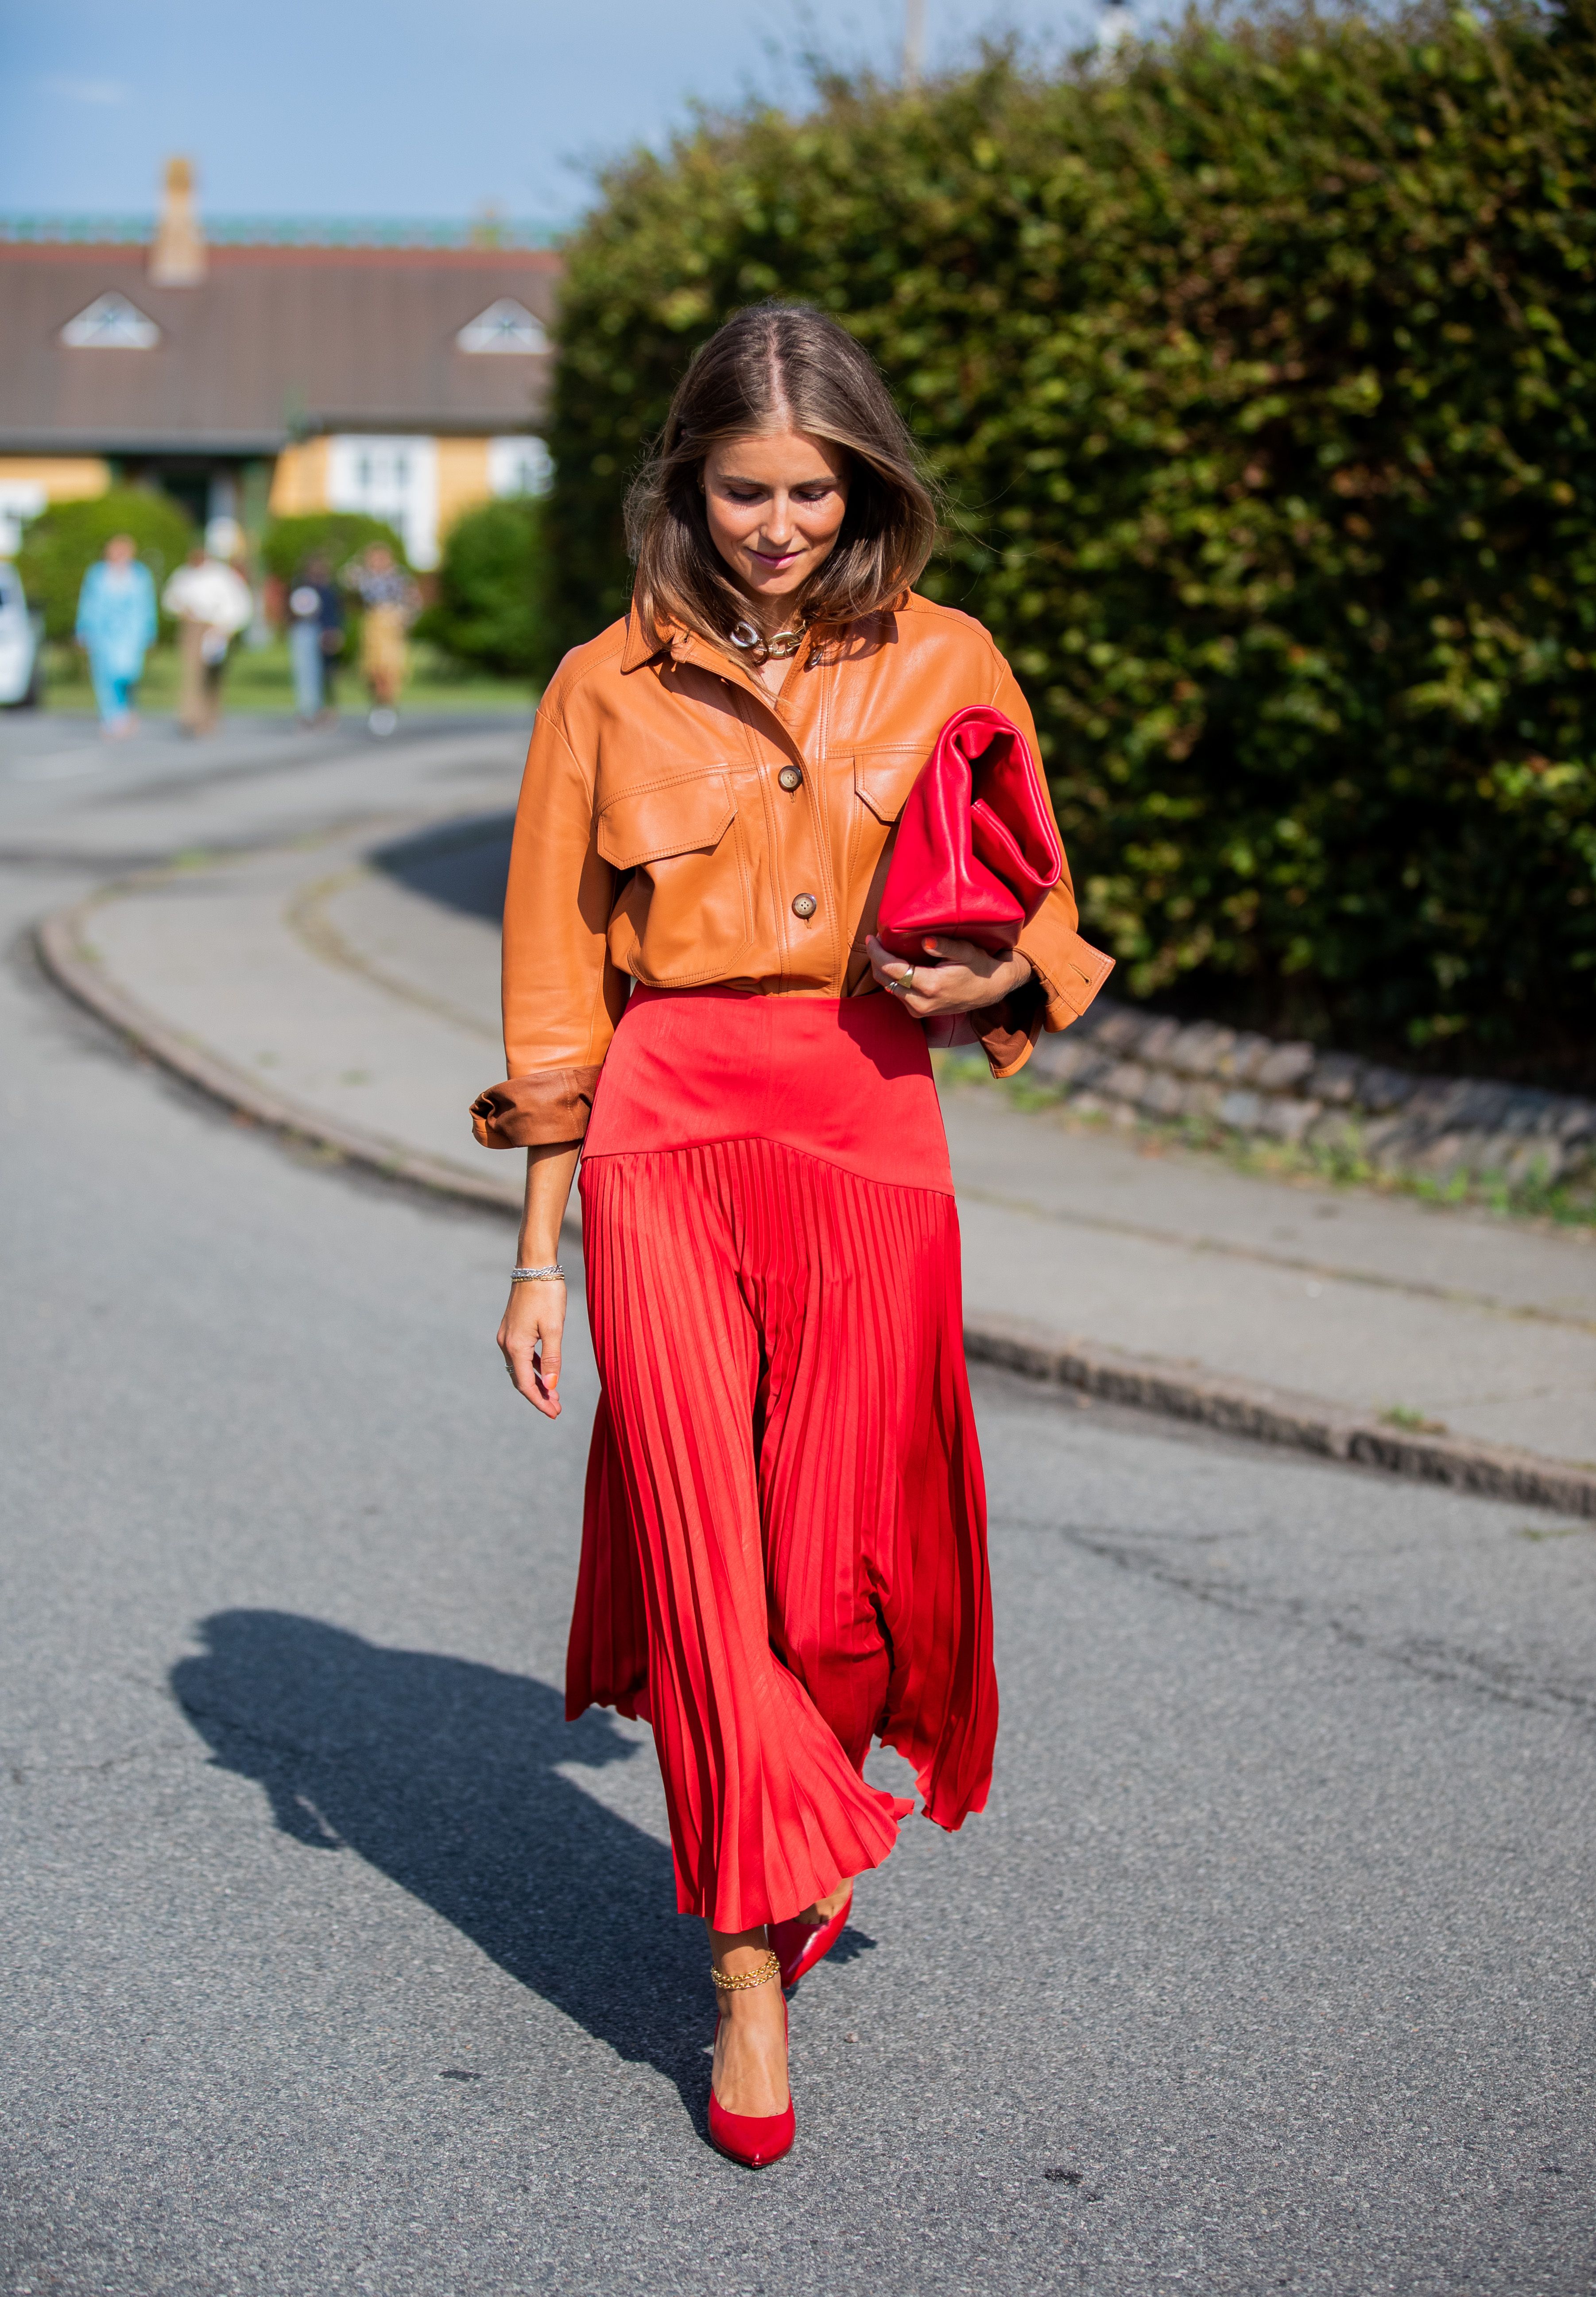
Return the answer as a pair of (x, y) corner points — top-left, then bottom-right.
(625, 302), (939, 652)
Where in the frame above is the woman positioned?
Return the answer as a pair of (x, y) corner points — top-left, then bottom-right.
(162, 546), (252, 737)
(473, 304), (1109, 2166)
(285, 554), (345, 726)
(75, 534), (157, 737)
(346, 543), (417, 736)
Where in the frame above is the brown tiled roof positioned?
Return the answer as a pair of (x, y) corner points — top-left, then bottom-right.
(0, 242), (560, 453)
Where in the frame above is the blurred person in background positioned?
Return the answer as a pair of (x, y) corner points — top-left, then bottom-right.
(346, 542), (418, 737)
(75, 533), (157, 738)
(286, 555), (345, 726)
(163, 545), (253, 736)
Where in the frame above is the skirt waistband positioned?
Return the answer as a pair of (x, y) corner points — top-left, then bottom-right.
(581, 986), (954, 1196)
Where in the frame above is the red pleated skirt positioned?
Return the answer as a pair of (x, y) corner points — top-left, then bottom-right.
(569, 987), (997, 1933)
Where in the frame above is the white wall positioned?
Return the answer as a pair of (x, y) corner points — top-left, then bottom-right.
(488, 435), (552, 499)
(0, 480), (47, 559)
(325, 436), (440, 570)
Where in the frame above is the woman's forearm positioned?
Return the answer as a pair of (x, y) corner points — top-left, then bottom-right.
(517, 1141), (581, 1264)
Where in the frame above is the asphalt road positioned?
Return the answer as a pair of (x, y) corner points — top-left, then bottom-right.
(3, 722), (1593, 2296)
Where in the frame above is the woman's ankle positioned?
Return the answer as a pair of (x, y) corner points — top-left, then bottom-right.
(708, 1922), (783, 2014)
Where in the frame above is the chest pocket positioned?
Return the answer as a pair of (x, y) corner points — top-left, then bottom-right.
(597, 770), (752, 986)
(854, 751), (923, 824)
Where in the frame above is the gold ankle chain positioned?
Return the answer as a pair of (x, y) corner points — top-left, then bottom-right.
(711, 1950), (781, 1992)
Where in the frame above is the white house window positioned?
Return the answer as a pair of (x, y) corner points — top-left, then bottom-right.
(0, 479), (47, 557)
(456, 299), (547, 355)
(325, 435), (440, 570)
(488, 436), (553, 499)
(60, 292), (161, 349)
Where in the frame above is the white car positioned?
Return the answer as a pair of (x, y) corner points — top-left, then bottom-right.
(0, 561), (42, 707)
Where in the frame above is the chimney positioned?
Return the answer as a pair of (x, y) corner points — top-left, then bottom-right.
(150, 156), (206, 285)
(1096, 0), (1135, 62)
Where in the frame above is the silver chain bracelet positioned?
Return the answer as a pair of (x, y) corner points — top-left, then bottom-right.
(511, 1263), (566, 1284)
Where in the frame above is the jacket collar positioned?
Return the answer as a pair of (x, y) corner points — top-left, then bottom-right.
(619, 609), (672, 673)
(619, 609), (745, 678)
(619, 609), (823, 720)
(621, 592), (906, 676)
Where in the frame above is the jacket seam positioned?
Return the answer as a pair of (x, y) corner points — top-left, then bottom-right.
(535, 700), (599, 807)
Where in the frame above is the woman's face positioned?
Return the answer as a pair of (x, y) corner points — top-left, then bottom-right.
(702, 429), (850, 617)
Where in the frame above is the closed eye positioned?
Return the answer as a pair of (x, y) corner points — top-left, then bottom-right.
(719, 482), (839, 502)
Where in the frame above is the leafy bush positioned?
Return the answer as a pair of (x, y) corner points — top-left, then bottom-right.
(17, 487), (195, 643)
(261, 512), (408, 588)
(415, 497), (543, 678)
(546, 2), (1596, 1087)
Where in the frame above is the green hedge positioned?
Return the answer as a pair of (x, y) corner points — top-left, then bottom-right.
(17, 488), (195, 644)
(546, 2), (1596, 1087)
(414, 497), (543, 678)
(260, 512), (408, 587)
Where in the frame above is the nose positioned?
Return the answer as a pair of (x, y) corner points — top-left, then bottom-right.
(760, 492), (794, 547)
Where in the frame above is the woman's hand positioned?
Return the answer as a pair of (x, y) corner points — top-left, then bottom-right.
(865, 933), (1032, 1019)
(500, 1142), (581, 1420)
(498, 1277), (567, 1419)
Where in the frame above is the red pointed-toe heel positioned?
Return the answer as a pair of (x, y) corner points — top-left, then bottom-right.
(770, 1884), (853, 1993)
(708, 1949), (795, 2170)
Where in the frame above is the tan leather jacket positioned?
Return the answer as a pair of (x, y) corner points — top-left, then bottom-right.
(472, 591), (1112, 1147)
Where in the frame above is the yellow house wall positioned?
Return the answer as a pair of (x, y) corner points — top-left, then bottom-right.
(436, 438), (493, 541)
(0, 456), (111, 501)
(267, 435), (497, 552)
(267, 438), (330, 517)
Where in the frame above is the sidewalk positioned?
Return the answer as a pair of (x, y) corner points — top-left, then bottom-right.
(38, 804), (1596, 1515)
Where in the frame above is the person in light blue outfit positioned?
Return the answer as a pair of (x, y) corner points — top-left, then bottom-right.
(75, 534), (158, 736)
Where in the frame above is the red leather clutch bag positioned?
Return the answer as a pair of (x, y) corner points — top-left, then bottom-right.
(875, 705), (1063, 959)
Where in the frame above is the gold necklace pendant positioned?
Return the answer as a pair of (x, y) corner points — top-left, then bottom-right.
(728, 617), (804, 664)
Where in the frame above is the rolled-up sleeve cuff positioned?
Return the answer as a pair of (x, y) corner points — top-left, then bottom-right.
(985, 927), (1114, 1079)
(1018, 924), (1115, 1036)
(469, 1065), (602, 1148)
(974, 973), (1047, 1079)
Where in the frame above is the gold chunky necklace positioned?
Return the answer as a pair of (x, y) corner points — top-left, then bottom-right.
(728, 617), (806, 665)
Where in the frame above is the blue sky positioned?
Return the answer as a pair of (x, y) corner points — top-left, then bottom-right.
(2, 0), (1104, 229)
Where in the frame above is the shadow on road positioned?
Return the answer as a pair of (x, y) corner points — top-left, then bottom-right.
(371, 814), (513, 923)
(170, 1610), (710, 2111)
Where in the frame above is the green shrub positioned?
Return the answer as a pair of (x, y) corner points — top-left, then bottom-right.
(18, 487), (195, 643)
(546, 1), (1596, 1087)
(415, 497), (543, 678)
(261, 512), (408, 589)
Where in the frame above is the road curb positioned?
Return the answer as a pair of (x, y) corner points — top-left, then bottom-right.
(965, 1319), (1596, 1519)
(35, 885), (1596, 1520)
(35, 891), (524, 1221)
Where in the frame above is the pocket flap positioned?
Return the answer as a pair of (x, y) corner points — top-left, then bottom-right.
(854, 753), (922, 824)
(597, 773), (736, 868)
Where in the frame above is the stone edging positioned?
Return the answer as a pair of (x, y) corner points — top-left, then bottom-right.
(966, 1321), (1596, 1521)
(1028, 998), (1596, 1192)
(35, 888), (1596, 1521)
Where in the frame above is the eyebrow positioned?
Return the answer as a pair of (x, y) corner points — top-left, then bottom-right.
(716, 471), (841, 488)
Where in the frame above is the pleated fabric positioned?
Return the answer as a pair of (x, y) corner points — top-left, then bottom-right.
(567, 993), (998, 1935)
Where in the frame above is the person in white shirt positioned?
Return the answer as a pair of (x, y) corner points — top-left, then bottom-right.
(163, 549), (253, 736)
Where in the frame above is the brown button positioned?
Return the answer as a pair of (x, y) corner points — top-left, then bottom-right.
(778, 765), (803, 792)
(791, 892), (817, 920)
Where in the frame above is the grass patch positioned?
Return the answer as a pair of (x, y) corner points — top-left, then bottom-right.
(37, 639), (535, 719)
(933, 1052), (1596, 1232)
(1379, 1405), (1449, 1436)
